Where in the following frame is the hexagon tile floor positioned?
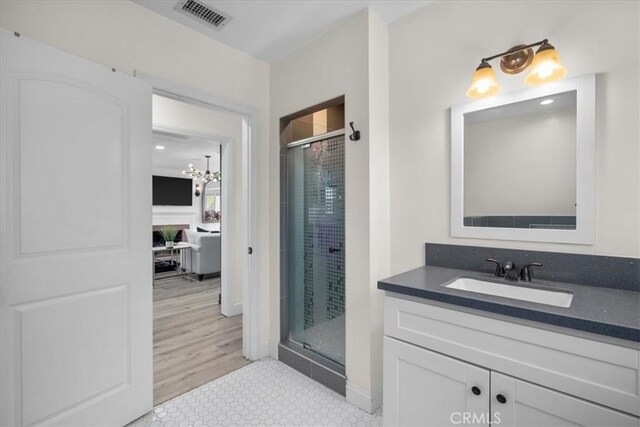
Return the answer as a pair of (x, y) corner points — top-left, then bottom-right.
(129, 357), (383, 427)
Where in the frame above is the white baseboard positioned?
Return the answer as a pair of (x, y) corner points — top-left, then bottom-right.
(346, 381), (382, 414)
(221, 301), (243, 317)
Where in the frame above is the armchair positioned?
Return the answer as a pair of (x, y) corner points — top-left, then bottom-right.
(184, 230), (221, 280)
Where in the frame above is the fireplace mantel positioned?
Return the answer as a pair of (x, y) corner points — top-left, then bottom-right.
(152, 223), (190, 246)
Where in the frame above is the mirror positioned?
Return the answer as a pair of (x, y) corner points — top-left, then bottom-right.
(202, 182), (221, 223)
(464, 91), (577, 229)
(451, 75), (595, 244)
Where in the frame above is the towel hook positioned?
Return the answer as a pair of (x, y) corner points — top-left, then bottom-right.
(348, 121), (361, 141)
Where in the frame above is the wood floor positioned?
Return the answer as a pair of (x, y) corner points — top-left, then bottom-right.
(153, 275), (250, 405)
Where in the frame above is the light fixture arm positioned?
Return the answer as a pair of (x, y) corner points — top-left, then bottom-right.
(480, 39), (548, 63)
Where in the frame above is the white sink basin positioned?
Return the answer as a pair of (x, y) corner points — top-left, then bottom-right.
(445, 277), (573, 308)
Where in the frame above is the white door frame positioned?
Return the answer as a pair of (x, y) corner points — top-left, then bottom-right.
(137, 71), (262, 361)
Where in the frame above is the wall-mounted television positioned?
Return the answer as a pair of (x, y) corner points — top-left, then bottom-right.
(153, 176), (192, 206)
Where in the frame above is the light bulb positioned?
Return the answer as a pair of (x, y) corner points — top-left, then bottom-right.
(466, 62), (500, 99)
(525, 42), (567, 85)
(536, 63), (554, 79)
(475, 80), (491, 94)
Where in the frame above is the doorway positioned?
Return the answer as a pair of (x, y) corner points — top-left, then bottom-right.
(137, 71), (262, 363)
(150, 92), (251, 404)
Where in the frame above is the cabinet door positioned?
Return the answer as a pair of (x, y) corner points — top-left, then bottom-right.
(384, 337), (490, 427)
(491, 372), (639, 427)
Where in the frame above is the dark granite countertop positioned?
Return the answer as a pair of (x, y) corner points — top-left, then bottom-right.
(378, 265), (640, 343)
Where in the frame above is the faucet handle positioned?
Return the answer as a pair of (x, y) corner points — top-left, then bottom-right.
(519, 262), (543, 282)
(485, 258), (505, 277)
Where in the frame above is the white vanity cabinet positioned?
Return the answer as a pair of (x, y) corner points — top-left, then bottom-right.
(492, 372), (638, 427)
(383, 295), (640, 427)
(384, 337), (490, 427)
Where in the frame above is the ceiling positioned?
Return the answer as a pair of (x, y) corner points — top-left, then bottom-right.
(132, 0), (430, 62)
(152, 133), (221, 173)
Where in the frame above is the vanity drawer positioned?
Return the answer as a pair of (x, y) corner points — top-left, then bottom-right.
(384, 295), (640, 416)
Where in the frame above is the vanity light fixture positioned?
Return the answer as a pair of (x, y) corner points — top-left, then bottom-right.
(466, 39), (567, 99)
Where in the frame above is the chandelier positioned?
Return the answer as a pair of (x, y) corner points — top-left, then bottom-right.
(183, 155), (221, 184)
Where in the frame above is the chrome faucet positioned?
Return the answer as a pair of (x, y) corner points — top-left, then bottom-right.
(485, 258), (543, 282)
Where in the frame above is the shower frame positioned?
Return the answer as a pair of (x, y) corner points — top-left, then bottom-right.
(279, 96), (347, 396)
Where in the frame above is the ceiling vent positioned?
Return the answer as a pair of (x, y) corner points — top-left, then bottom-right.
(174, 0), (232, 30)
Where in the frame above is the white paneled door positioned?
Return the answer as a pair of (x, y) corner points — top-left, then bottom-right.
(0, 30), (152, 426)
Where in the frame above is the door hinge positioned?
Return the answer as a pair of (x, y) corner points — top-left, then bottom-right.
(248, 247), (253, 255)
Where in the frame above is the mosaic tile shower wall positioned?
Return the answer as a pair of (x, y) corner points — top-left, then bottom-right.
(303, 136), (345, 327)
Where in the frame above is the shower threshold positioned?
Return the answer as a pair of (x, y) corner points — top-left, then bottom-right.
(278, 341), (346, 395)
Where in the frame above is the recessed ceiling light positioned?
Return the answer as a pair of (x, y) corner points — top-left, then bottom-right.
(540, 99), (554, 105)
(155, 145), (165, 150)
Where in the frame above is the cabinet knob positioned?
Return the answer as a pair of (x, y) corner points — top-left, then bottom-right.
(496, 394), (507, 404)
(471, 386), (481, 396)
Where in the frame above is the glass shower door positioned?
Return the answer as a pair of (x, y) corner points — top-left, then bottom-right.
(286, 133), (345, 366)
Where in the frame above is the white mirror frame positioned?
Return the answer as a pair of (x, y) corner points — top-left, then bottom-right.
(451, 74), (596, 244)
